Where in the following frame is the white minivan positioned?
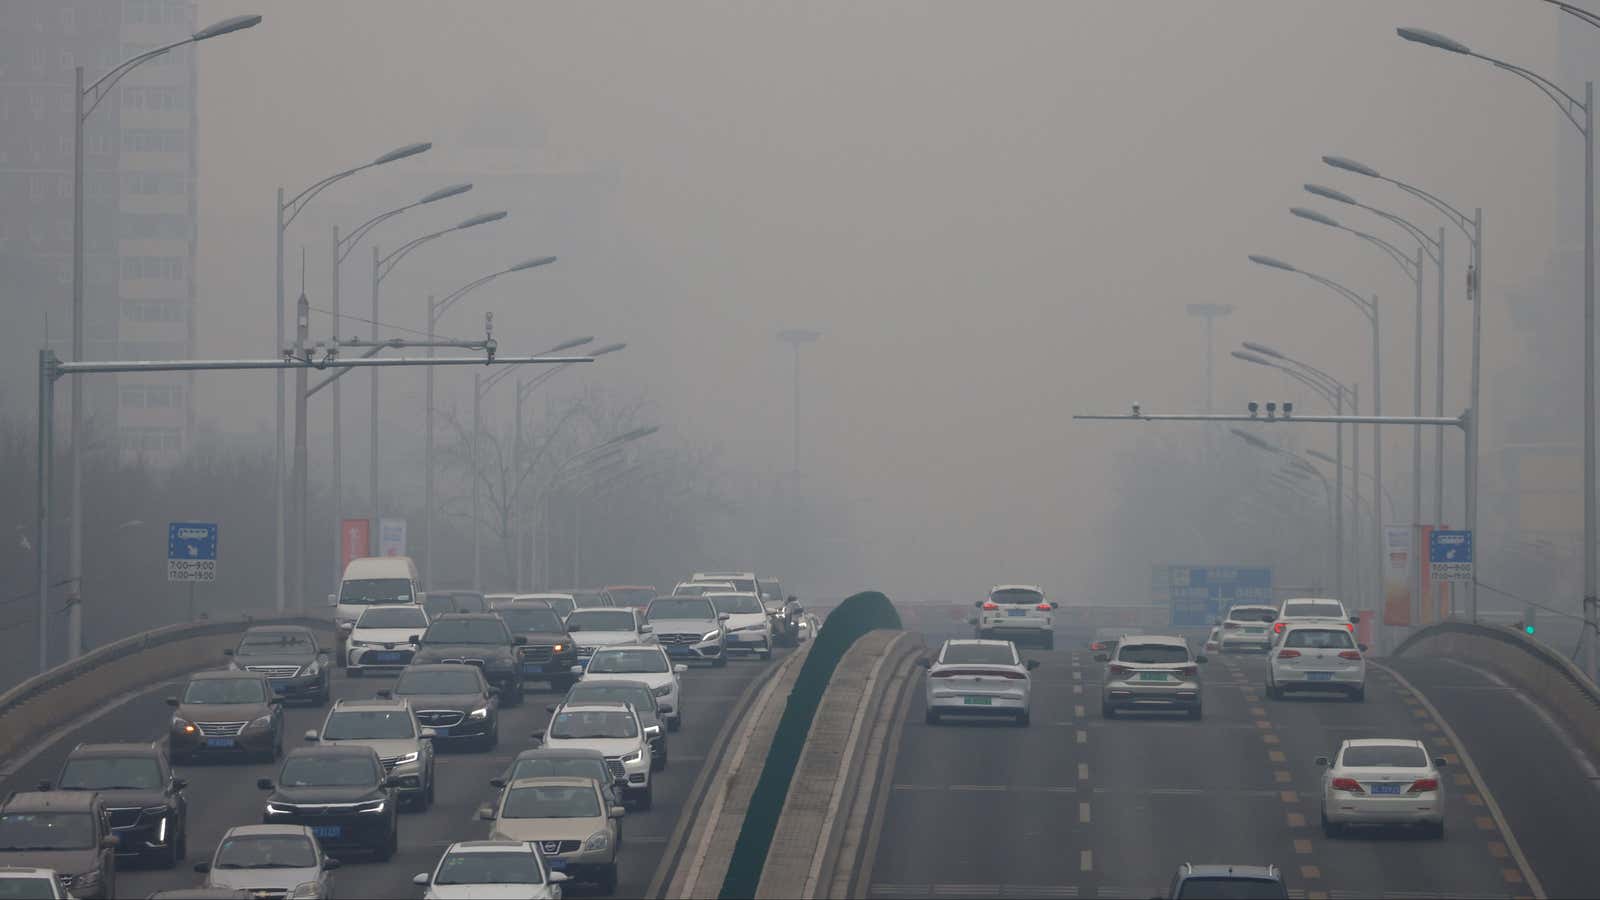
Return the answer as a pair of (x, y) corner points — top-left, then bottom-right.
(331, 556), (424, 630)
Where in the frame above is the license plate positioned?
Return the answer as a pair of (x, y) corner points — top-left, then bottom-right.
(311, 825), (342, 839)
(1007, 609), (1027, 617)
(522, 662), (543, 673)
(667, 646), (694, 657)
(270, 683), (288, 693)
(433, 727), (450, 737)
(371, 652), (403, 663)
(1307, 671), (1334, 681)
(206, 737), (235, 748)
(547, 858), (567, 870)
(963, 696), (993, 706)
(1245, 627), (1264, 634)
(1138, 672), (1168, 682)
(1371, 783), (1402, 795)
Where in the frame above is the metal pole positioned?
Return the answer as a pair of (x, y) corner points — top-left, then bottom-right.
(1351, 385), (1362, 610)
(1468, 207), (1483, 624)
(791, 342), (801, 475)
(369, 245), (380, 555)
(1585, 81), (1596, 679)
(472, 372), (482, 593)
(67, 66), (85, 661)
(1412, 248), (1424, 628)
(331, 226), (342, 591)
(275, 188), (286, 613)
(424, 296), (436, 590)
(1434, 227), (1446, 529)
(572, 492), (581, 587)
(1370, 298), (1383, 646)
(1334, 389), (1344, 602)
(37, 351), (55, 672)
(1205, 314), (1216, 413)
(294, 293), (309, 611)
(513, 385), (524, 592)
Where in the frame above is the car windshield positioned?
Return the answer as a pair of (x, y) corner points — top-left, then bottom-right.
(1117, 644), (1190, 664)
(499, 608), (564, 634)
(941, 644), (1015, 665)
(184, 678), (266, 705)
(535, 597), (576, 618)
(340, 578), (413, 605)
(357, 607), (428, 629)
(396, 669), (482, 695)
(549, 710), (639, 739)
(279, 756), (378, 787)
(423, 620), (508, 645)
(0, 876), (57, 899)
(1284, 602), (1345, 619)
(609, 588), (655, 607)
(214, 834), (317, 869)
(991, 588), (1045, 605)
(0, 812), (94, 850)
(321, 709), (415, 740)
(1342, 745), (1428, 768)
(502, 785), (601, 819)
(509, 757), (609, 783)
(709, 594), (763, 615)
(236, 632), (314, 656)
(571, 593), (611, 608)
(1284, 629), (1355, 649)
(589, 649), (669, 674)
(569, 683), (654, 711)
(435, 850), (544, 885)
(673, 584), (715, 596)
(648, 598), (714, 620)
(59, 756), (162, 790)
(1177, 877), (1287, 899)
(568, 610), (636, 631)
(441, 593), (488, 612)
(1228, 607), (1277, 622)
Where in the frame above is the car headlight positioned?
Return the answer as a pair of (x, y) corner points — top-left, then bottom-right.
(355, 799), (386, 814)
(250, 714), (275, 729)
(736, 623), (766, 632)
(393, 752), (420, 766)
(265, 802), (294, 816)
(651, 684), (672, 697)
(621, 750), (642, 764)
(552, 642), (566, 652)
(142, 805), (171, 817)
(72, 869), (101, 889)
(702, 631), (721, 642)
(584, 830), (610, 851)
(349, 639), (371, 648)
(301, 660), (321, 677)
(468, 706), (489, 720)
(172, 716), (196, 734)
(290, 881), (323, 899)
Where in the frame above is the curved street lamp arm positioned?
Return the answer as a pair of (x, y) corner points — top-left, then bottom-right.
(435, 271), (506, 322)
(1276, 364), (1343, 409)
(1359, 204), (1441, 263)
(377, 227), (453, 282)
(283, 166), (366, 228)
(1545, 0), (1600, 29)
(1353, 231), (1421, 282)
(1480, 57), (1587, 133)
(1302, 271), (1375, 321)
(83, 38), (194, 117)
(1386, 181), (1474, 242)
(339, 204), (415, 263)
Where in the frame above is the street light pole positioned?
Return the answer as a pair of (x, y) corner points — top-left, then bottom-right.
(1187, 305), (1234, 411)
(776, 330), (821, 475)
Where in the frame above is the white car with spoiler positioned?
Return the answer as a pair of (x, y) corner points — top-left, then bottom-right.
(971, 584), (1057, 649)
(919, 639), (1039, 726)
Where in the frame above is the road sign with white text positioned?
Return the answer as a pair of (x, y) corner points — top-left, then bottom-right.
(1429, 529), (1472, 583)
(167, 521), (217, 582)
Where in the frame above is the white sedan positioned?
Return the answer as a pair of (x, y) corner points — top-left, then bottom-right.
(1266, 623), (1366, 701)
(921, 639), (1039, 726)
(344, 603), (430, 673)
(1318, 739), (1447, 838)
(415, 839), (569, 899)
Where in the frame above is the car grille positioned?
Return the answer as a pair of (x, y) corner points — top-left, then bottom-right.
(357, 648), (414, 664)
(379, 755), (406, 770)
(605, 757), (627, 779)
(245, 664), (301, 679)
(272, 802), (361, 816)
(441, 657), (486, 667)
(106, 807), (144, 829)
(197, 720), (247, 736)
(648, 734), (666, 756)
(242, 891), (289, 900)
(417, 709), (465, 728)
(536, 839), (582, 854)
(660, 633), (705, 645)
(520, 645), (554, 663)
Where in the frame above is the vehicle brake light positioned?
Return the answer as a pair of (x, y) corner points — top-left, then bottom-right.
(1036, 603), (1052, 611)
(1277, 649), (1301, 659)
(929, 671), (956, 678)
(1338, 650), (1362, 660)
(1331, 777), (1364, 793)
(1090, 642), (1105, 651)
(1108, 663), (1131, 676)
(982, 602), (999, 611)
(1223, 622), (1240, 630)
(1179, 665), (1198, 677)
(1274, 622), (1286, 633)
(1346, 623), (1355, 632)
(1408, 778), (1439, 793)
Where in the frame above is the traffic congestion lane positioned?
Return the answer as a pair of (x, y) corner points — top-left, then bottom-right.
(1384, 654), (1596, 900)
(866, 627), (1525, 899)
(0, 651), (786, 898)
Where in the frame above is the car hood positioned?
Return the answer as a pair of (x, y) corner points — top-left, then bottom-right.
(429, 884), (557, 900)
(67, 787), (166, 807)
(396, 692), (483, 712)
(582, 671), (674, 691)
(543, 735), (643, 758)
(517, 630), (573, 646)
(0, 848), (99, 875)
(571, 631), (638, 647)
(351, 627), (419, 646)
(414, 644), (514, 663)
(722, 612), (767, 630)
(207, 867), (321, 891)
(490, 815), (607, 842)
(646, 618), (718, 635)
(233, 653), (315, 668)
(317, 737), (419, 757)
(272, 785), (384, 805)
(177, 702), (271, 721)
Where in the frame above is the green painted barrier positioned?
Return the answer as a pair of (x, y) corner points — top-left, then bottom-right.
(719, 591), (901, 899)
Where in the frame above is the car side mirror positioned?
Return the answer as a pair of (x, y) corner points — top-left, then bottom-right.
(570, 665), (584, 675)
(609, 805), (627, 818)
(100, 836), (119, 850)
(513, 635), (528, 645)
(1314, 756), (1330, 767)
(1349, 614), (1361, 623)
(915, 657), (931, 669)
(566, 624), (580, 632)
(165, 696), (179, 707)
(644, 724), (661, 737)
(34, 781), (50, 792)
(1195, 655), (1208, 664)
(640, 624), (653, 633)
(171, 778), (187, 791)
(416, 591), (428, 604)
(546, 704), (559, 714)
(222, 648), (234, 657)
(323, 858), (340, 871)
(674, 664), (688, 674)
(1433, 757), (1448, 768)
(489, 777), (506, 789)
(1358, 644), (1369, 653)
(1093, 653), (1108, 662)
(194, 861), (211, 873)
(269, 697), (285, 706)
(973, 600), (984, 608)
(337, 622), (353, 635)
(530, 730), (545, 742)
(303, 730), (319, 742)
(375, 689), (393, 699)
(477, 805), (496, 820)
(408, 634), (421, 644)
(326, 593), (338, 607)
(420, 728), (437, 740)
(412, 873), (431, 886)
(1050, 601), (1059, 610)
(549, 871), (570, 884)
(1025, 659), (1041, 670)
(717, 613), (731, 621)
(256, 778), (274, 791)
(487, 686), (500, 697)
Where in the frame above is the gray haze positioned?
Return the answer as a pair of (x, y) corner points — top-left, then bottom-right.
(74, 2), (1586, 601)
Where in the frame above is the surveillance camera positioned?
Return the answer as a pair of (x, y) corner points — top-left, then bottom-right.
(1131, 402), (1142, 417)
(1283, 401), (1294, 417)
(1247, 401), (1259, 417)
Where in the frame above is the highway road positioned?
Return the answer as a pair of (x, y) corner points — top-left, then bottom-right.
(0, 649), (788, 898)
(864, 624), (1549, 899)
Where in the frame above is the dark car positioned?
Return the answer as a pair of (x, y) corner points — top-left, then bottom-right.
(604, 586), (657, 610)
(225, 625), (331, 706)
(489, 747), (625, 833)
(258, 746), (399, 861)
(167, 671), (284, 764)
(409, 614), (525, 706)
(758, 579), (804, 647)
(384, 664), (499, 750)
(0, 791), (118, 899)
(1166, 863), (1289, 898)
(144, 890), (256, 899)
(40, 742), (187, 867)
(554, 589), (614, 610)
(424, 590), (489, 619)
(552, 679), (668, 770)
(495, 601), (580, 693)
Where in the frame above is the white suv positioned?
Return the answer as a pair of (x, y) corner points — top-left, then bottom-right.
(972, 585), (1057, 649)
(577, 646), (687, 732)
(1267, 623), (1367, 701)
(534, 701), (655, 810)
(1273, 597), (1358, 641)
(1218, 604), (1278, 653)
(346, 604), (430, 673)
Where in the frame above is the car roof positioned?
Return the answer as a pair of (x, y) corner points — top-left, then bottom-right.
(693, 571), (755, 578)
(284, 744), (382, 760)
(243, 624), (314, 635)
(1226, 604), (1278, 612)
(223, 824), (316, 838)
(68, 741), (161, 757)
(991, 584), (1044, 593)
(0, 867), (58, 877)
(402, 663), (486, 674)
(331, 697), (410, 711)
(590, 643), (664, 653)
(1281, 622), (1350, 631)
(189, 669), (266, 681)
(1342, 738), (1425, 748)
(942, 638), (1013, 648)
(1180, 863), (1281, 879)
(1117, 633), (1187, 646)
(512, 747), (606, 762)
(570, 678), (652, 691)
(559, 701), (634, 714)
(2, 791), (101, 812)
(444, 840), (538, 854)
(431, 612), (502, 622)
(506, 776), (599, 790)
(1282, 597), (1344, 606)
(605, 585), (655, 591)
(520, 593), (575, 601)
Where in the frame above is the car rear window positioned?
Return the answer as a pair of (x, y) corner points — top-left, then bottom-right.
(1342, 745), (1427, 768)
(1116, 644), (1190, 664)
(1284, 629), (1355, 649)
(1283, 602), (1345, 619)
(1227, 607), (1276, 622)
(1177, 877), (1287, 899)
(567, 610), (636, 631)
(940, 644), (1015, 665)
(991, 588), (1044, 605)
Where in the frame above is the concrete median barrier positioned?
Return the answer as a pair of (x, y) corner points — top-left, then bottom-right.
(0, 613), (332, 766)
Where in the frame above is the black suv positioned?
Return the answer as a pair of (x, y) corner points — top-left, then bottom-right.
(409, 614), (525, 706)
(496, 600), (581, 692)
(384, 664), (500, 751)
(39, 742), (188, 868)
(226, 625), (331, 706)
(553, 679), (669, 770)
(259, 745), (399, 860)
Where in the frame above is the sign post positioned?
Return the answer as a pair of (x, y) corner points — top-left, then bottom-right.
(378, 518), (407, 557)
(1167, 565), (1274, 627)
(1429, 530), (1474, 613)
(168, 522), (217, 621)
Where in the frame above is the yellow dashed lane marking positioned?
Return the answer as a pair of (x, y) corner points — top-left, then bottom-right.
(1078, 763), (1089, 781)
(1454, 773), (1472, 787)
(1249, 706), (1267, 717)
(1076, 729), (1087, 744)
(1503, 869), (1524, 884)
(1422, 722), (1440, 732)
(1079, 801), (1091, 824)
(1300, 864), (1321, 880)
(1074, 705), (1085, 718)
(1308, 892), (1329, 900)
(1073, 685), (1083, 695)
(1286, 812), (1306, 828)
(1080, 849), (1093, 872)
(1254, 719), (1273, 730)
(1411, 707), (1429, 718)
(1274, 770), (1292, 784)
(1488, 842), (1509, 859)
(1475, 816), (1496, 831)
(1465, 793), (1484, 806)
(1293, 839), (1313, 854)
(1268, 750), (1286, 763)
(1280, 791), (1299, 804)
(1072, 671), (1082, 680)
(1262, 734), (1280, 745)
(1444, 753), (1460, 764)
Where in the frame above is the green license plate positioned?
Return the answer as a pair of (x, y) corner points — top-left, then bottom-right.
(1138, 672), (1168, 681)
(1245, 627), (1264, 634)
(963, 696), (993, 705)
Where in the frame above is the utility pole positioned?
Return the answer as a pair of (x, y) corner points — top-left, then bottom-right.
(776, 329), (821, 474)
(294, 291), (310, 611)
(1186, 304), (1234, 412)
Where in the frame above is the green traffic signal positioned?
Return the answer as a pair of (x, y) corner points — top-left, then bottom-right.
(1524, 624), (1536, 635)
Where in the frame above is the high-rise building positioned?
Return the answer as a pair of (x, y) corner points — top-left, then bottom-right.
(0, 0), (197, 460)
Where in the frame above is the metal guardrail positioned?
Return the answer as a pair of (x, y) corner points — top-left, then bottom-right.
(1392, 619), (1600, 701)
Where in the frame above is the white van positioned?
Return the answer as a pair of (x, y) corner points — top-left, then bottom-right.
(330, 556), (424, 628)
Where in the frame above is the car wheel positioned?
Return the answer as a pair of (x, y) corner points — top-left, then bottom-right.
(1042, 632), (1054, 650)
(175, 822), (187, 862)
(667, 714), (682, 733)
(635, 783), (654, 812)
(712, 654), (729, 668)
(1265, 681), (1280, 701)
(158, 834), (181, 869)
(1349, 686), (1365, 703)
(482, 721), (499, 752)
(758, 642), (774, 660)
(1423, 820), (1444, 839)
(502, 682), (523, 708)
(426, 769), (436, 808)
(652, 752), (667, 773)
(1101, 702), (1116, 719)
(1016, 710), (1030, 727)
(925, 708), (941, 726)
(377, 822), (397, 861)
(1321, 809), (1342, 838)
(1187, 705), (1203, 720)
(598, 862), (619, 895)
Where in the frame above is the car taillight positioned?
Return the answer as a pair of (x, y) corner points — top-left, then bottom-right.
(982, 602), (999, 610)
(1000, 671), (1029, 679)
(1330, 777), (1363, 793)
(930, 671), (956, 678)
(1108, 664), (1131, 676)
(1277, 649), (1301, 659)
(1338, 650), (1362, 660)
(1090, 641), (1105, 651)
(1036, 603), (1051, 611)
(1223, 622), (1240, 630)
(1179, 665), (1198, 677)
(1346, 623), (1355, 632)
(1274, 622), (1286, 633)
(1408, 778), (1439, 793)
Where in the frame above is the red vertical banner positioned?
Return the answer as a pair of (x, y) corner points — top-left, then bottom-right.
(1418, 524), (1452, 623)
(341, 518), (371, 570)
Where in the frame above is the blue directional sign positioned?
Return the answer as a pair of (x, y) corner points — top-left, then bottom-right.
(167, 522), (218, 582)
(1168, 566), (1273, 627)
(1429, 529), (1472, 583)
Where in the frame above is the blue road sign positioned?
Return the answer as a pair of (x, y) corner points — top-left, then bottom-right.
(1168, 566), (1273, 627)
(168, 522), (218, 582)
(1429, 530), (1472, 583)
